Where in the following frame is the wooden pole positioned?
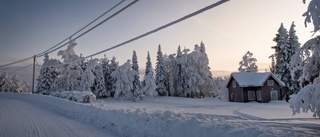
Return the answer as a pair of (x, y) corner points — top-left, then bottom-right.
(32, 55), (36, 93)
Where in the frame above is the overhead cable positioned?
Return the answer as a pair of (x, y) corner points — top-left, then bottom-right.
(37, 0), (138, 58)
(0, 56), (33, 68)
(85, 0), (229, 58)
(37, 0), (126, 57)
(8, 64), (33, 74)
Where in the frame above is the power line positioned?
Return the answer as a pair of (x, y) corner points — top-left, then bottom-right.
(0, 0), (129, 68)
(0, 56), (34, 68)
(36, 0), (229, 69)
(8, 64), (33, 74)
(37, 0), (126, 57)
(37, 0), (139, 58)
(85, 0), (229, 58)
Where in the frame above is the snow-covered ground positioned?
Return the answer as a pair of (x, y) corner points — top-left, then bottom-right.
(0, 92), (319, 137)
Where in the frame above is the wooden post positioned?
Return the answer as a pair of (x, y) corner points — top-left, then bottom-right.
(32, 55), (36, 93)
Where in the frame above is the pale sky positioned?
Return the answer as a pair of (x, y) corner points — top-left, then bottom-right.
(0, 0), (315, 82)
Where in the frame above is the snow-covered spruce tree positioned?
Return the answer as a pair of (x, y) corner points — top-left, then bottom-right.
(36, 53), (61, 95)
(102, 56), (119, 97)
(175, 45), (184, 97)
(131, 50), (141, 98)
(163, 54), (177, 96)
(289, 0), (320, 118)
(238, 51), (258, 72)
(111, 60), (136, 99)
(11, 74), (23, 93)
(141, 51), (157, 98)
(272, 23), (292, 92)
(155, 45), (167, 96)
(288, 22), (302, 94)
(92, 60), (107, 98)
(197, 42), (214, 97)
(80, 59), (96, 92)
(0, 71), (4, 91)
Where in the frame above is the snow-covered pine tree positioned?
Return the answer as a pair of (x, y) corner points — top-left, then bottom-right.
(111, 60), (136, 99)
(131, 50), (141, 98)
(141, 51), (157, 98)
(155, 45), (167, 96)
(288, 22), (302, 94)
(0, 71), (3, 91)
(183, 45), (204, 98)
(92, 60), (107, 98)
(175, 45), (184, 97)
(80, 59), (96, 92)
(11, 74), (22, 93)
(238, 51), (258, 72)
(303, 0), (320, 33)
(54, 40), (83, 92)
(289, 0), (320, 118)
(0, 72), (12, 92)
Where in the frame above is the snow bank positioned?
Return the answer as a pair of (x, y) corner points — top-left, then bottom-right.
(50, 91), (96, 103)
(5, 93), (310, 137)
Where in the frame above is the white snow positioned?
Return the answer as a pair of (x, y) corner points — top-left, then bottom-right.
(0, 92), (318, 137)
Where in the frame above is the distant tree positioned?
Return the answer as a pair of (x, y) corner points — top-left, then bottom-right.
(131, 50), (141, 98)
(111, 60), (136, 99)
(155, 45), (167, 96)
(141, 52), (157, 98)
(238, 51), (258, 72)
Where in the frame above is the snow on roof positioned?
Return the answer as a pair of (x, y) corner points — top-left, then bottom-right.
(229, 72), (285, 87)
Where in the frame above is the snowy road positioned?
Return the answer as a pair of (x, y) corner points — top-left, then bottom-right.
(0, 93), (115, 137)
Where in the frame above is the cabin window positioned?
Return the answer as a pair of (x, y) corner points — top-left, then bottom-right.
(267, 80), (274, 86)
(248, 91), (255, 101)
(232, 80), (237, 88)
(257, 90), (261, 101)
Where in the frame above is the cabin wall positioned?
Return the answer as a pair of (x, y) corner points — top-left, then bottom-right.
(261, 77), (282, 102)
(227, 77), (243, 102)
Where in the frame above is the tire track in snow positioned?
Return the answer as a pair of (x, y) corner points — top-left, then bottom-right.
(0, 94), (115, 137)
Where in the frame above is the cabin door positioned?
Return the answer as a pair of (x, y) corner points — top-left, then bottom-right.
(270, 90), (278, 100)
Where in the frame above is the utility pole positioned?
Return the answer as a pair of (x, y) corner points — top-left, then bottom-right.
(32, 55), (36, 93)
